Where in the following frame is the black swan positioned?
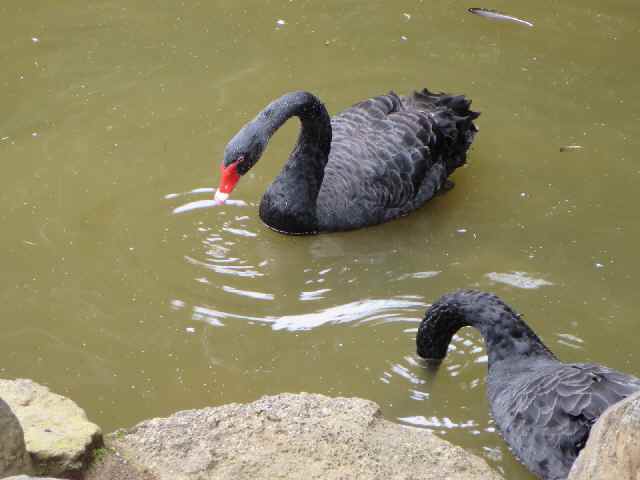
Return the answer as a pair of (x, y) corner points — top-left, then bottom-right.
(214, 89), (479, 234)
(416, 290), (640, 480)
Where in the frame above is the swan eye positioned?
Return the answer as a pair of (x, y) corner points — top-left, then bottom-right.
(236, 154), (256, 175)
(231, 155), (249, 175)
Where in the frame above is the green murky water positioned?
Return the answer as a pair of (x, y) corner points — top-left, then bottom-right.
(2, 1), (640, 477)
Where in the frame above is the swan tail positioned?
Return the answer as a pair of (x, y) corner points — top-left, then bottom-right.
(408, 88), (480, 175)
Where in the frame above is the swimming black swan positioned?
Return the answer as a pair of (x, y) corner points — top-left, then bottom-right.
(214, 89), (479, 234)
(416, 290), (640, 480)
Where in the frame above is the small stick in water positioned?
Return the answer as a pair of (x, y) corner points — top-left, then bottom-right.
(468, 8), (534, 27)
(559, 145), (584, 152)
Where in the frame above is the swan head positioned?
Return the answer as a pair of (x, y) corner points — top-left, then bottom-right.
(417, 299), (467, 360)
(215, 122), (268, 203)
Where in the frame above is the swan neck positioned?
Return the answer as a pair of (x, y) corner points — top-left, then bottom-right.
(257, 91), (332, 234)
(418, 290), (555, 367)
(257, 91), (331, 155)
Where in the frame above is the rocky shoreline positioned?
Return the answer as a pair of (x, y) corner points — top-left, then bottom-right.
(1, 378), (639, 480)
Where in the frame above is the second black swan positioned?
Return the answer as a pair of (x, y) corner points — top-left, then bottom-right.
(214, 89), (479, 234)
(416, 290), (640, 480)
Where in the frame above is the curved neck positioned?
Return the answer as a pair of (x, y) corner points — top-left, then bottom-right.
(417, 290), (555, 368)
(257, 92), (332, 234)
(258, 91), (332, 150)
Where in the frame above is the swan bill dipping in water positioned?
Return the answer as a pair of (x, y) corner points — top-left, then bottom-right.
(215, 89), (479, 234)
(417, 290), (640, 480)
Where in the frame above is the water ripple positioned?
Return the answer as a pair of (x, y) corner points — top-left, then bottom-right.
(299, 288), (332, 301)
(399, 415), (479, 430)
(222, 285), (274, 301)
(167, 187), (248, 214)
(191, 297), (426, 332)
(222, 226), (257, 237)
(185, 255), (264, 278)
(390, 362), (426, 385)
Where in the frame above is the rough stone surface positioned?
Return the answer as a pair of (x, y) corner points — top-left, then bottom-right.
(568, 391), (640, 480)
(0, 378), (102, 478)
(0, 398), (33, 477)
(84, 446), (156, 480)
(110, 393), (503, 480)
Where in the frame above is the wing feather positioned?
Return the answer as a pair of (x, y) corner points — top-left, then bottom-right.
(317, 90), (477, 230)
(491, 362), (640, 480)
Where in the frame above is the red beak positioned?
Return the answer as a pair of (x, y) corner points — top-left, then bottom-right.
(214, 161), (240, 203)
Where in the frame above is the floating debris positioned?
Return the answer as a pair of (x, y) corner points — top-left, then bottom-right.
(275, 19), (286, 29)
(403, 13), (412, 21)
(31, 37), (40, 43)
(468, 8), (534, 27)
(396, 271), (441, 281)
(400, 35), (408, 41)
(560, 145), (583, 152)
(486, 271), (552, 289)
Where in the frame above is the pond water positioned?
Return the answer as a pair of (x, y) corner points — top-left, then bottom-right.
(2, 1), (639, 478)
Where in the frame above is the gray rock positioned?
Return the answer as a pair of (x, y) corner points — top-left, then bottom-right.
(568, 391), (640, 480)
(0, 378), (102, 478)
(110, 392), (503, 480)
(0, 398), (33, 477)
(83, 446), (155, 480)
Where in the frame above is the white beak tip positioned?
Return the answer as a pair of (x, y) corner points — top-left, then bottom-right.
(214, 190), (229, 204)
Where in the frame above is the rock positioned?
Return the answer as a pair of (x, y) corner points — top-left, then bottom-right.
(83, 446), (156, 480)
(0, 378), (103, 478)
(0, 398), (33, 477)
(568, 391), (640, 480)
(109, 393), (503, 480)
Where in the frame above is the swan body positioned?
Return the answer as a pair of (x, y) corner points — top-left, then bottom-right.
(216, 89), (479, 234)
(416, 290), (640, 480)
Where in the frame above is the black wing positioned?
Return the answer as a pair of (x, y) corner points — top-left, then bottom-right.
(492, 363), (640, 480)
(316, 90), (478, 231)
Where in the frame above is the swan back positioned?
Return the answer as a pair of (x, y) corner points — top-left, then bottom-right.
(316, 89), (479, 231)
(489, 361), (640, 480)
